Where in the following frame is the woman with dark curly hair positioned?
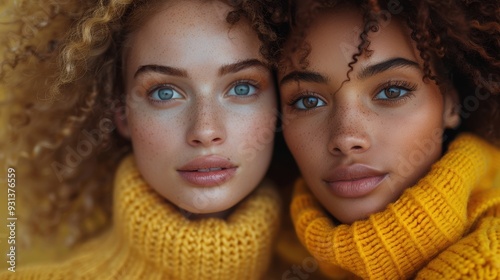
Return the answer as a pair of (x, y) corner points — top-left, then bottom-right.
(0, 0), (288, 279)
(278, 0), (500, 278)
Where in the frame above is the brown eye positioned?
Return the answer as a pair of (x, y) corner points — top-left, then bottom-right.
(293, 96), (326, 110)
(375, 86), (411, 100)
(304, 97), (319, 108)
(385, 87), (402, 98)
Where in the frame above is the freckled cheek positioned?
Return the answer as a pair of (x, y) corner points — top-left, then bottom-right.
(377, 103), (444, 178)
(128, 110), (182, 159)
(404, 108), (444, 154)
(284, 120), (325, 169)
(377, 94), (443, 133)
(231, 94), (276, 135)
(244, 112), (276, 143)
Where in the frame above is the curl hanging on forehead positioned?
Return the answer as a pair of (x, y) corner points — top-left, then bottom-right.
(282, 0), (500, 145)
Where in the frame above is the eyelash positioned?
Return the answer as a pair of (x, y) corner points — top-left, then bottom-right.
(374, 80), (418, 104)
(286, 91), (326, 113)
(146, 84), (183, 105)
(227, 79), (261, 97)
(285, 80), (418, 112)
(144, 79), (261, 105)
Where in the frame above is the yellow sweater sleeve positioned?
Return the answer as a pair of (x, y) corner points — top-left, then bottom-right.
(416, 200), (500, 279)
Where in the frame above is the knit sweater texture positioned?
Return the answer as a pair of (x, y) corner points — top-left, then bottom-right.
(291, 133), (500, 279)
(2, 155), (282, 280)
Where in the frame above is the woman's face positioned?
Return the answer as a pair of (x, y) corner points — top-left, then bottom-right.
(279, 6), (459, 224)
(117, 0), (276, 216)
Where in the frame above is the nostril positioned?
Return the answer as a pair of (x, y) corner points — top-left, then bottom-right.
(329, 137), (369, 155)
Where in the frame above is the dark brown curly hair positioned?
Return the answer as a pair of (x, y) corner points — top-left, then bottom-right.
(0, 0), (286, 247)
(281, 0), (500, 145)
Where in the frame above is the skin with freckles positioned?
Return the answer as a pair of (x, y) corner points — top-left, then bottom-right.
(279, 6), (460, 224)
(115, 0), (277, 218)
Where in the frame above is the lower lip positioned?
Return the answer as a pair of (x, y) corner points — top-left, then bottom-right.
(178, 168), (237, 187)
(326, 175), (386, 198)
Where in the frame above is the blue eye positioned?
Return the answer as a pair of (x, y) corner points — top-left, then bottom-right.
(293, 96), (326, 110)
(375, 86), (410, 100)
(150, 86), (182, 101)
(228, 83), (257, 96)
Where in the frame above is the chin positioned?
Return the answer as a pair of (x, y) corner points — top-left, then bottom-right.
(178, 201), (240, 220)
(331, 199), (391, 225)
(181, 196), (240, 215)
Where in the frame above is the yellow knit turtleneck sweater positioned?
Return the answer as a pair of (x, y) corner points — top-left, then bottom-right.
(290, 133), (500, 279)
(3, 155), (282, 280)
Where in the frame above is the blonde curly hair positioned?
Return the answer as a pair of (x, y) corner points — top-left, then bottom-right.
(0, 0), (286, 247)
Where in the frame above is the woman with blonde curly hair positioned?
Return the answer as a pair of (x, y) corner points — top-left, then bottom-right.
(278, 0), (500, 278)
(0, 0), (288, 278)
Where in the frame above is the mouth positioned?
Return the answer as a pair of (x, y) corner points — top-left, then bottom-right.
(324, 164), (387, 198)
(194, 167), (225, 172)
(178, 156), (238, 187)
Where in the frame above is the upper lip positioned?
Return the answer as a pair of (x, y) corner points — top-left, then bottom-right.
(178, 155), (237, 171)
(324, 164), (385, 182)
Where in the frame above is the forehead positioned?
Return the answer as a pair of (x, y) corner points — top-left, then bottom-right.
(284, 5), (421, 74)
(137, 0), (232, 35)
(124, 0), (262, 71)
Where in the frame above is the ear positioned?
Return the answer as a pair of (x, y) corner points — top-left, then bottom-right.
(442, 86), (460, 129)
(114, 103), (131, 138)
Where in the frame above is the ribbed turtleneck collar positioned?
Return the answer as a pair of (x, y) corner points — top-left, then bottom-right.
(291, 133), (500, 279)
(107, 155), (282, 279)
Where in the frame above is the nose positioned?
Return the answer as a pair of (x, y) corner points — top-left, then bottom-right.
(186, 98), (226, 147)
(327, 104), (371, 156)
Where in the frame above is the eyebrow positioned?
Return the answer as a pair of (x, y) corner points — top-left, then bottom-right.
(134, 65), (188, 79)
(279, 58), (420, 86)
(357, 57), (420, 80)
(134, 59), (267, 79)
(218, 59), (269, 76)
(279, 70), (329, 86)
